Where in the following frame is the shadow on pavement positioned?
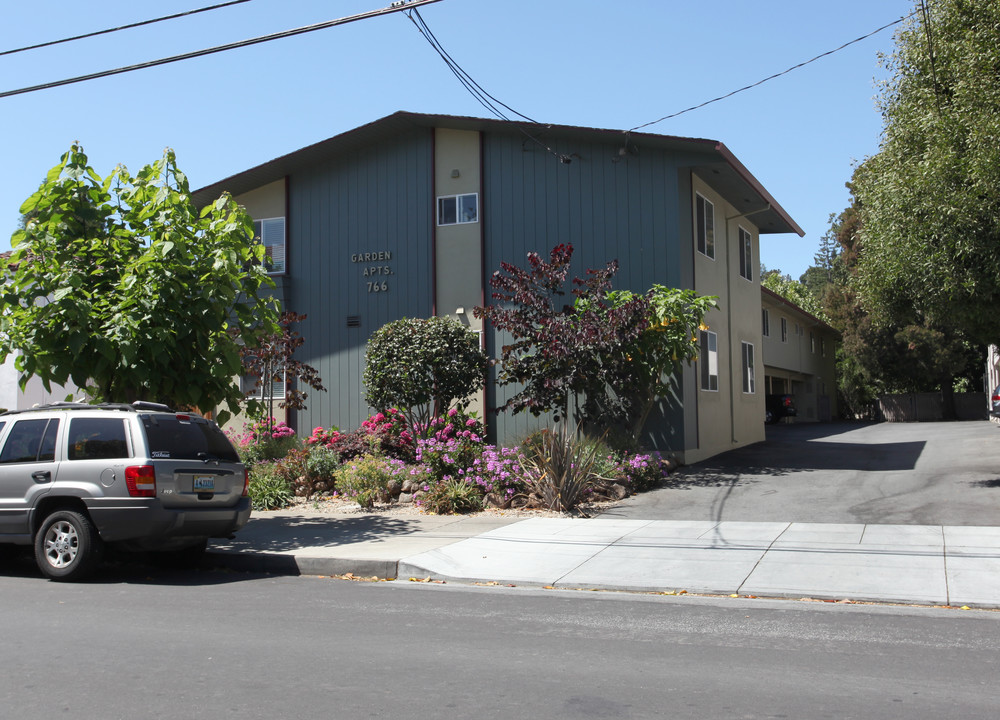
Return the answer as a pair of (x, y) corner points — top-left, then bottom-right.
(215, 514), (427, 553)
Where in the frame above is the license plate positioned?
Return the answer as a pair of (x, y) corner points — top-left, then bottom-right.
(193, 475), (215, 492)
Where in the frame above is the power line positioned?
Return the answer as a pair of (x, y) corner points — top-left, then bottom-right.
(629, 10), (920, 133)
(0, 0), (443, 99)
(405, 8), (573, 163)
(0, 0), (255, 57)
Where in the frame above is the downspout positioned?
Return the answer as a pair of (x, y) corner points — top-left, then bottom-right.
(724, 203), (771, 445)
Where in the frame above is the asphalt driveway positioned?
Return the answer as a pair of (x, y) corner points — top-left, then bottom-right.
(600, 421), (1000, 526)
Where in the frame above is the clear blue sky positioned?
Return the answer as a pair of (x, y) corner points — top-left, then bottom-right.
(1, 0), (915, 280)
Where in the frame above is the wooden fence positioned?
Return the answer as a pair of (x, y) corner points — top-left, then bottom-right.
(878, 392), (987, 422)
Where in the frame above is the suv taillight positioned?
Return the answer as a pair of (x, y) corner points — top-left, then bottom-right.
(242, 468), (250, 497)
(783, 396), (793, 407)
(126, 465), (156, 497)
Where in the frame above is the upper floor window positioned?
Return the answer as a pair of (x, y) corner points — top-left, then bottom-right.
(780, 317), (788, 343)
(762, 308), (770, 337)
(695, 194), (715, 259)
(254, 218), (286, 274)
(738, 226), (753, 281)
(437, 193), (479, 226)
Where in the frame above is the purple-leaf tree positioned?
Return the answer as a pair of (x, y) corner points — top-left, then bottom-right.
(473, 244), (648, 427)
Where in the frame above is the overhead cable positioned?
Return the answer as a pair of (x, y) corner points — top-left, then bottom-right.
(628, 9), (920, 133)
(405, 8), (573, 163)
(0, 0), (443, 99)
(0, 0), (255, 57)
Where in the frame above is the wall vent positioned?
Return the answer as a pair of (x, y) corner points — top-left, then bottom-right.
(346, 316), (361, 328)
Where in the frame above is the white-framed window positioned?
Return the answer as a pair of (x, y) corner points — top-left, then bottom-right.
(821, 338), (826, 357)
(738, 226), (753, 281)
(253, 218), (286, 274)
(780, 317), (788, 343)
(810, 332), (816, 353)
(437, 193), (479, 225)
(695, 193), (715, 259)
(762, 308), (770, 337)
(699, 330), (719, 391)
(241, 371), (286, 401)
(741, 342), (756, 394)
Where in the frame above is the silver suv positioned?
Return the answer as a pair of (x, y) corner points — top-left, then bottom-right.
(0, 401), (251, 581)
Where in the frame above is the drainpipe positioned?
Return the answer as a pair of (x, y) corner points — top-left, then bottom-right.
(724, 203), (771, 445)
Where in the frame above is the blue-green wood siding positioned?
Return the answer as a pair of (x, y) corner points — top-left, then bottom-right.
(286, 128), (434, 435)
(480, 130), (693, 450)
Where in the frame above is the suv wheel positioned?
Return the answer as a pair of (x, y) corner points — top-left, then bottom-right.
(34, 510), (104, 582)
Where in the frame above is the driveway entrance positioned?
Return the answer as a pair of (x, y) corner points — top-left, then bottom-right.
(600, 422), (1000, 526)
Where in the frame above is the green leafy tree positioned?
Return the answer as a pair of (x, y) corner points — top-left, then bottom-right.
(0, 144), (279, 424)
(853, 0), (999, 398)
(363, 316), (487, 445)
(594, 286), (717, 445)
(760, 266), (826, 319)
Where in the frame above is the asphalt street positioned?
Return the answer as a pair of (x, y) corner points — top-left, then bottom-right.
(2, 567), (999, 719)
(600, 421), (1000, 526)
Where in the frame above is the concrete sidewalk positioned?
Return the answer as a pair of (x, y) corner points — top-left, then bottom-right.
(207, 511), (1000, 608)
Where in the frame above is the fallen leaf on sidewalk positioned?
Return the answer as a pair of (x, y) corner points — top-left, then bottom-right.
(408, 576), (447, 584)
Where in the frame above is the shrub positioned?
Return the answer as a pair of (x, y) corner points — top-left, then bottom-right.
(364, 316), (487, 448)
(248, 462), (294, 511)
(421, 477), (484, 514)
(335, 454), (408, 509)
(231, 418), (301, 465)
(519, 426), (603, 511)
(306, 445), (341, 484)
(310, 410), (415, 463)
(620, 453), (667, 493)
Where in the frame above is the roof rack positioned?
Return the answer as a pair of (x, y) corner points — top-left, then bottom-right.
(0, 401), (176, 416)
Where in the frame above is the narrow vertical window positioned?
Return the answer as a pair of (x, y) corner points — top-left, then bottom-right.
(696, 194), (715, 259)
(738, 226), (753, 281)
(253, 218), (286, 274)
(762, 308), (770, 337)
(742, 342), (756, 394)
(699, 330), (718, 391)
(780, 317), (788, 343)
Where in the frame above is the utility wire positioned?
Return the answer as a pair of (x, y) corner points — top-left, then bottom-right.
(0, 0), (254, 57)
(405, 8), (572, 163)
(0, 0), (442, 99)
(406, 8), (537, 124)
(629, 9), (921, 133)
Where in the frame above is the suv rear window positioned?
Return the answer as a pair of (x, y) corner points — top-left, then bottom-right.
(140, 414), (240, 462)
(68, 418), (130, 460)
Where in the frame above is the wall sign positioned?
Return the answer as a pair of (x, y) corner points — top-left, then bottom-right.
(351, 251), (394, 293)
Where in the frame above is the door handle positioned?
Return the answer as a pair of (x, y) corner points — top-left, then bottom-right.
(32, 471), (51, 483)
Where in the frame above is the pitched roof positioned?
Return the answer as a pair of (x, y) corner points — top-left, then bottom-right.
(193, 110), (803, 236)
(761, 285), (838, 334)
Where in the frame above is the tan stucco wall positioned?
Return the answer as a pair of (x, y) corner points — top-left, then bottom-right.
(761, 294), (838, 421)
(686, 175), (765, 463)
(224, 178), (288, 432)
(235, 178), (285, 220)
(434, 128), (485, 417)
